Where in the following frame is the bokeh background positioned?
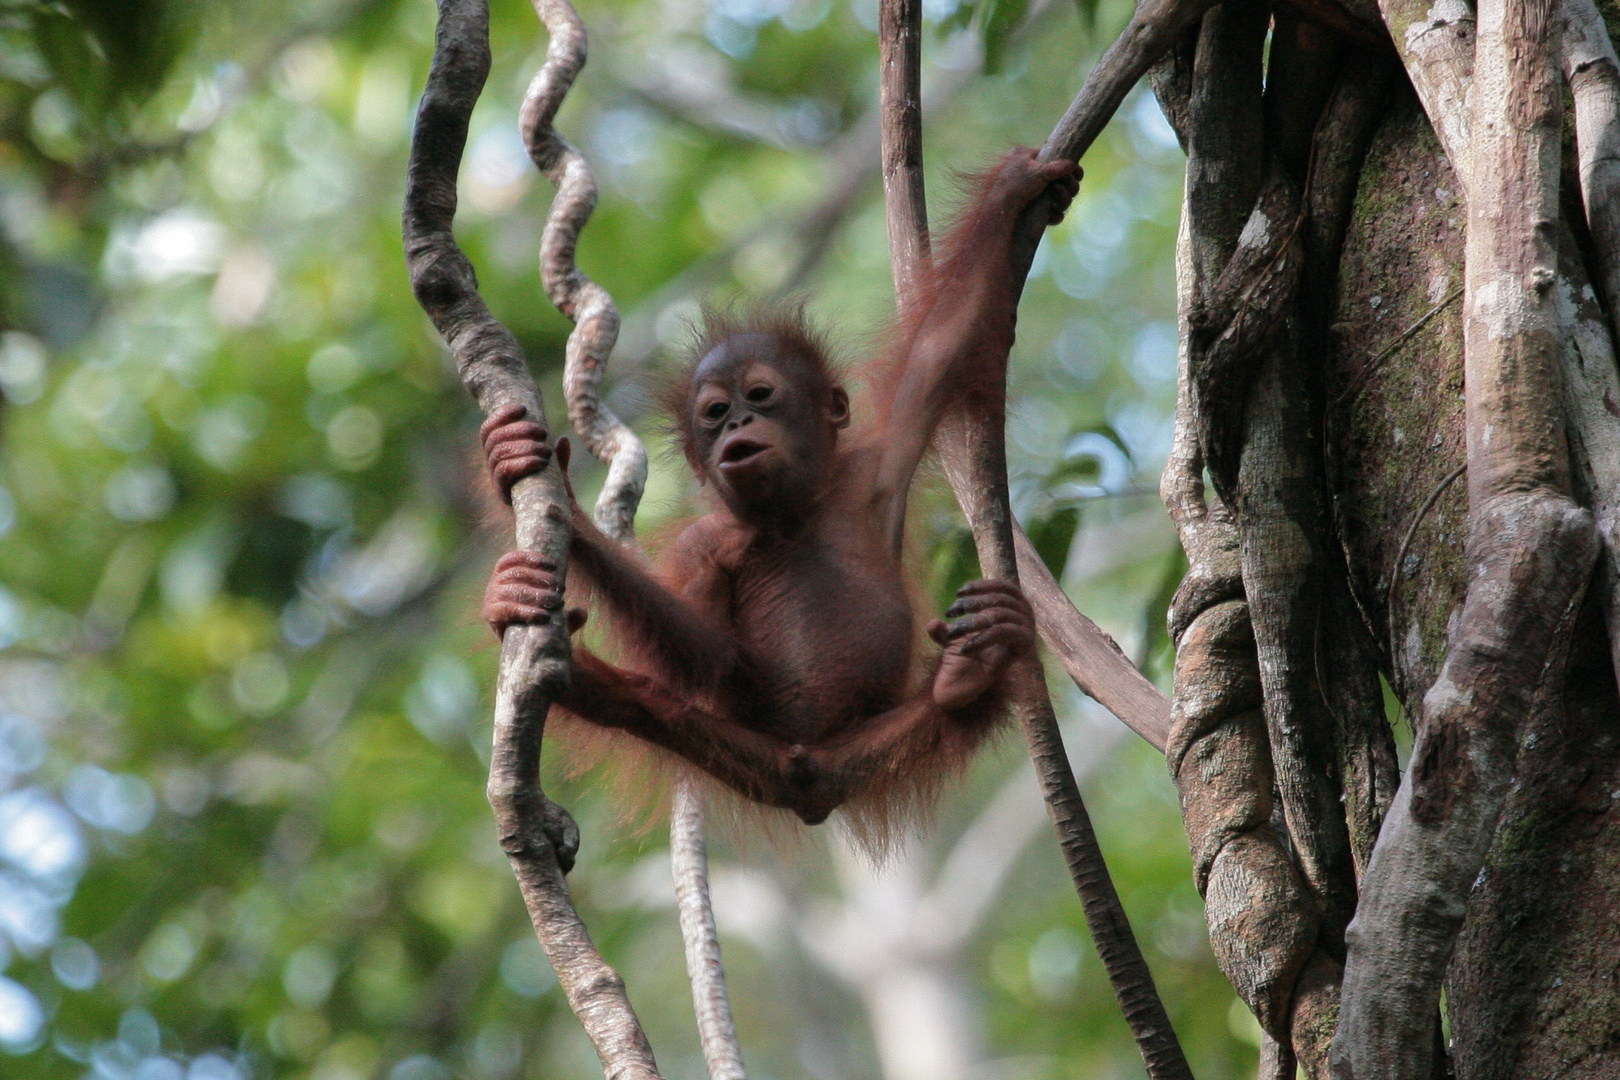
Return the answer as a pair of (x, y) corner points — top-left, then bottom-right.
(0, 0), (1266, 1076)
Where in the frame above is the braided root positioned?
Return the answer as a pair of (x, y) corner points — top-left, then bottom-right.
(518, 9), (744, 1080)
(521, 0), (647, 542)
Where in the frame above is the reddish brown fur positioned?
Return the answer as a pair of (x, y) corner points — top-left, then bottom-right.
(661, 303), (847, 474)
(480, 148), (1079, 844)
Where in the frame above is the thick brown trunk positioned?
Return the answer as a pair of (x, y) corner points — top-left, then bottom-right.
(1328, 79), (1620, 1078)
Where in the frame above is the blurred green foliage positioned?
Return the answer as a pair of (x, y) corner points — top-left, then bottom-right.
(0, 0), (1263, 1078)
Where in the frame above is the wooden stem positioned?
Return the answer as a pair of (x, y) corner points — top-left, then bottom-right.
(879, 0), (930, 311)
(405, 2), (663, 1077)
(671, 781), (747, 1080)
(1157, 14), (1330, 1064)
(875, 0), (1192, 1074)
(1334, 0), (1599, 1072)
(517, 2), (746, 1076)
(521, 0), (649, 540)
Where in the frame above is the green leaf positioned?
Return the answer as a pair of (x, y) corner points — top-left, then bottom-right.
(1136, 543), (1187, 680)
(979, 0), (1029, 76)
(1025, 504), (1079, 578)
(932, 525), (983, 609)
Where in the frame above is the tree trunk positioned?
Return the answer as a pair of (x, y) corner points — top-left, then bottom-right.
(1329, 77), (1620, 1077)
(1152, 0), (1620, 1070)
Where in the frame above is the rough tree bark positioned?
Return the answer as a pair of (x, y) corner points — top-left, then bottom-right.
(1093, 0), (1620, 1065)
(1324, 18), (1620, 1076)
(1138, 0), (1620, 1071)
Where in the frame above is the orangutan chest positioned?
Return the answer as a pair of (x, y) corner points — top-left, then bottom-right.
(730, 548), (915, 736)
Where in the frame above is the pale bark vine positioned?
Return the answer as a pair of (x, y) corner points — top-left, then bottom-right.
(517, 3), (746, 1078)
(404, 2), (663, 1077)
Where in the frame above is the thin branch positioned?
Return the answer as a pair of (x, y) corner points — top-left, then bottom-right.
(875, 0), (1191, 1073)
(986, 0), (1181, 749)
(1382, 461), (1466, 646)
(880, 0), (930, 310)
(621, 49), (828, 150)
(880, 0), (1174, 754)
(1333, 285), (1464, 406)
(405, 2), (663, 1077)
(671, 781), (747, 1080)
(941, 437), (1196, 1079)
(1014, 529), (1173, 750)
(1042, 0), (1220, 165)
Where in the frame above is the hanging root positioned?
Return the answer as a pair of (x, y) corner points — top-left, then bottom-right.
(877, 0), (1193, 1070)
(522, 0), (648, 541)
(1333, 0), (1600, 1073)
(404, 2), (663, 1078)
(518, 4), (743, 1078)
(671, 781), (747, 1080)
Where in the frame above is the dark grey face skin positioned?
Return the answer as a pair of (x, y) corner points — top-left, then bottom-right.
(690, 334), (850, 522)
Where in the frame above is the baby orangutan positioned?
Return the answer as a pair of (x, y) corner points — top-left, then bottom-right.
(482, 148), (1079, 828)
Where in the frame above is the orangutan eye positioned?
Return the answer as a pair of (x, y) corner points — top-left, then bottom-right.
(702, 400), (729, 421)
(745, 385), (773, 404)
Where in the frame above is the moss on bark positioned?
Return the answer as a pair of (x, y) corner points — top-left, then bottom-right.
(1326, 78), (1620, 1079)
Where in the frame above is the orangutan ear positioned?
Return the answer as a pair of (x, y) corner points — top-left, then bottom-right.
(828, 386), (851, 430)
